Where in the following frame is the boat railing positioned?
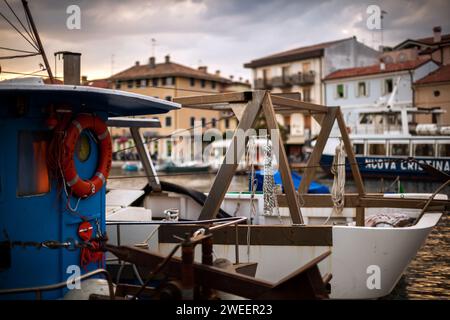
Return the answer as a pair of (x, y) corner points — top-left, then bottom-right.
(0, 268), (115, 300)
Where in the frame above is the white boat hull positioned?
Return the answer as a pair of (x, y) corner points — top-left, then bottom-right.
(106, 192), (444, 299)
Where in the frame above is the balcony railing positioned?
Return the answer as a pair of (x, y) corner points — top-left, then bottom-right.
(290, 71), (315, 86)
(271, 76), (292, 88)
(254, 78), (272, 89)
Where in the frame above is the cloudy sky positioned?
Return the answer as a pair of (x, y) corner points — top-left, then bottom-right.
(0, 0), (449, 81)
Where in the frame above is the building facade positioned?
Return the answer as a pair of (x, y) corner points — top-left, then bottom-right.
(244, 36), (379, 161)
(414, 65), (450, 125)
(323, 58), (440, 133)
(109, 55), (249, 161)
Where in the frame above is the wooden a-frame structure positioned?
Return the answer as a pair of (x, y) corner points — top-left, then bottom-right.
(174, 90), (366, 225)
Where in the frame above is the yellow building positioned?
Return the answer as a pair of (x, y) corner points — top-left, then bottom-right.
(109, 55), (250, 160)
(414, 65), (450, 125)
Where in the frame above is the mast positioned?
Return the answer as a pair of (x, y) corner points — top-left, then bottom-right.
(21, 0), (54, 83)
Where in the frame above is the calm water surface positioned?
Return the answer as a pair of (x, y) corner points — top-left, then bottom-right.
(108, 168), (449, 300)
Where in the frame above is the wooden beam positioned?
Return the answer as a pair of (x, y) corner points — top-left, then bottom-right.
(356, 207), (365, 226)
(276, 193), (450, 209)
(173, 91), (252, 106)
(335, 108), (365, 196)
(271, 95), (328, 113)
(158, 224), (333, 246)
(263, 94), (303, 224)
(298, 107), (338, 194)
(197, 91), (265, 220)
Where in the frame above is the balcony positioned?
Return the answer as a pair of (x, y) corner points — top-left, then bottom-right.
(290, 71), (315, 86)
(271, 75), (292, 88)
(254, 78), (272, 89)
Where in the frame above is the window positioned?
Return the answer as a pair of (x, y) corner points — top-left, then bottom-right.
(165, 116), (172, 127)
(115, 81), (121, 89)
(190, 78), (195, 86)
(414, 144), (434, 157)
(434, 90), (440, 97)
(127, 80), (133, 88)
(368, 143), (386, 156)
(17, 131), (50, 196)
(201, 79), (206, 88)
(161, 77), (167, 86)
(357, 82), (368, 97)
(201, 117), (206, 127)
(225, 118), (230, 129)
(211, 81), (216, 89)
(166, 140), (172, 157)
(384, 78), (393, 94)
(135, 80), (141, 88)
(336, 84), (345, 99)
(391, 144), (409, 156)
(172, 77), (176, 85)
(438, 144), (450, 157)
(302, 62), (311, 73)
(152, 78), (158, 87)
(165, 96), (172, 101)
(353, 143), (364, 155)
(190, 117), (195, 127)
(211, 118), (217, 128)
(145, 79), (151, 87)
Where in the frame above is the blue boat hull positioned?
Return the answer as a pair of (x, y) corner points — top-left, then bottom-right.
(320, 154), (450, 180)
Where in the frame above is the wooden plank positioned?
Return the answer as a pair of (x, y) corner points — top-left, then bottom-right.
(356, 207), (365, 226)
(173, 91), (252, 106)
(197, 91), (265, 220)
(276, 193), (450, 209)
(263, 94), (303, 224)
(298, 107), (338, 194)
(271, 95), (328, 113)
(158, 224), (333, 246)
(335, 108), (365, 196)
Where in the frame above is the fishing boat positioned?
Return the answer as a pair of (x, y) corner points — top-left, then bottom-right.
(105, 91), (449, 299)
(0, 83), (334, 300)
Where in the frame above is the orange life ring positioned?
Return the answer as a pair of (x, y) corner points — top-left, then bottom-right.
(62, 114), (112, 198)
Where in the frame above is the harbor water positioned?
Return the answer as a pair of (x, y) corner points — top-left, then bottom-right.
(108, 168), (449, 300)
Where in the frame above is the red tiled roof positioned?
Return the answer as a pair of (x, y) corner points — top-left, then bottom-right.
(84, 79), (111, 89)
(394, 33), (450, 49)
(43, 78), (64, 84)
(244, 37), (355, 68)
(415, 65), (450, 85)
(110, 61), (230, 83)
(324, 57), (434, 81)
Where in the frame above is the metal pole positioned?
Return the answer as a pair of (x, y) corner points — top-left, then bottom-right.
(21, 0), (54, 83)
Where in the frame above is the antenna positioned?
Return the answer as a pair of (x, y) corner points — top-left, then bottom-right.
(381, 10), (388, 49)
(111, 54), (115, 77)
(151, 38), (156, 57)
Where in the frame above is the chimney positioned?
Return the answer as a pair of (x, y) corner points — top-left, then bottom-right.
(215, 70), (221, 76)
(149, 56), (155, 68)
(198, 66), (208, 73)
(239, 76), (243, 82)
(433, 26), (442, 43)
(380, 61), (386, 70)
(55, 51), (81, 85)
(165, 55), (170, 63)
(230, 75), (234, 81)
(135, 61), (140, 66)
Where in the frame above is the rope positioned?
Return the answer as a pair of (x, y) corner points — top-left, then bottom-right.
(325, 139), (346, 224)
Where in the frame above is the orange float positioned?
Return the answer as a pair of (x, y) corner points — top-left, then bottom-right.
(62, 114), (112, 198)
